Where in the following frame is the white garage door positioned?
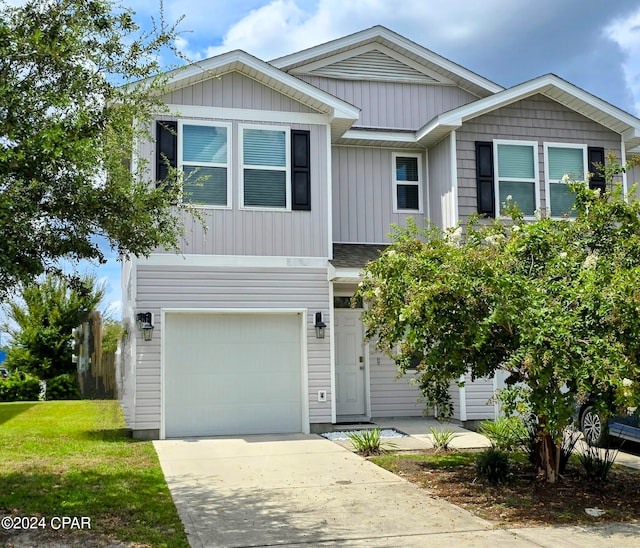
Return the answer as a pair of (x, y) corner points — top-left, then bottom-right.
(164, 312), (303, 437)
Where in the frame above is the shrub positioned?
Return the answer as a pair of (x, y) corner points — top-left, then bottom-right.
(347, 428), (398, 456)
(429, 427), (459, 452)
(578, 443), (620, 481)
(0, 375), (42, 401)
(476, 448), (511, 484)
(45, 374), (81, 400)
(479, 416), (528, 451)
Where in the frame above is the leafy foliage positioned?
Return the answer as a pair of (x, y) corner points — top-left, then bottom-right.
(347, 428), (398, 456)
(45, 373), (81, 400)
(2, 274), (104, 379)
(475, 448), (512, 484)
(0, 374), (41, 401)
(429, 427), (459, 452)
(577, 443), (620, 482)
(479, 416), (528, 451)
(356, 155), (640, 481)
(0, 0), (194, 296)
(101, 319), (123, 354)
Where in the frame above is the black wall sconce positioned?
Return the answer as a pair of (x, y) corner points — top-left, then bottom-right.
(314, 312), (326, 339)
(136, 312), (155, 341)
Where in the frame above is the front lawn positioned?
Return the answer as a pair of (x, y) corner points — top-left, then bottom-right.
(0, 400), (188, 547)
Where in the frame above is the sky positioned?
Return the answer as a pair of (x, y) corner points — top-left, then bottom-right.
(89, 0), (640, 318)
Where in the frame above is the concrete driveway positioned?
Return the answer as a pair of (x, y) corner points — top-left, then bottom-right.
(154, 433), (640, 547)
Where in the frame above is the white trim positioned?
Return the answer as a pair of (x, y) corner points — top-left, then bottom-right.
(392, 152), (423, 214)
(493, 139), (540, 218)
(177, 119), (232, 209)
(329, 267), (363, 281)
(622, 137), (628, 195)
(342, 129), (418, 143)
(239, 123), (291, 211)
(326, 124), (333, 260)
(449, 131), (459, 227)
(160, 307), (310, 439)
(290, 43), (457, 85)
(270, 26), (503, 94)
(165, 104), (331, 125)
(157, 50), (360, 121)
(140, 253), (329, 269)
(543, 142), (587, 218)
(458, 375), (467, 422)
(424, 149), (431, 223)
(329, 282), (337, 423)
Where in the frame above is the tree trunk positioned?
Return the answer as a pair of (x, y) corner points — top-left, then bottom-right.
(535, 420), (559, 483)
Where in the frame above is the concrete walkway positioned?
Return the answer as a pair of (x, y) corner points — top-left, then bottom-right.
(154, 427), (640, 547)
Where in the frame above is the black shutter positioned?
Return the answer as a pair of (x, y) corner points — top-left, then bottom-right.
(156, 121), (177, 185)
(291, 130), (311, 211)
(588, 146), (606, 195)
(476, 141), (494, 217)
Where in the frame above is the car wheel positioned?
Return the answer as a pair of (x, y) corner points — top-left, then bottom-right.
(580, 405), (607, 446)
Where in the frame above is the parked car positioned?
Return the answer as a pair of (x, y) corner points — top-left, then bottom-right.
(579, 402), (640, 446)
(0, 367), (8, 380)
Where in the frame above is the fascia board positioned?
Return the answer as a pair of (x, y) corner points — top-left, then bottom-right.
(162, 50), (360, 122)
(271, 26), (503, 94)
(341, 129), (418, 143)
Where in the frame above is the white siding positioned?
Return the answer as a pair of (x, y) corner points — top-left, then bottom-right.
(464, 373), (496, 421)
(128, 264), (332, 432)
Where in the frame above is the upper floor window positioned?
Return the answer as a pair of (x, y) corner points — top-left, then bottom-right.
(240, 125), (290, 209)
(494, 140), (539, 216)
(393, 153), (422, 213)
(179, 121), (231, 208)
(544, 143), (587, 217)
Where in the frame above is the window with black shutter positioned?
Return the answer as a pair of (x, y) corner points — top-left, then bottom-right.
(291, 130), (311, 211)
(156, 121), (177, 185)
(588, 147), (606, 195)
(476, 141), (495, 217)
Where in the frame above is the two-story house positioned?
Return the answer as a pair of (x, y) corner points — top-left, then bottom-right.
(118, 26), (640, 439)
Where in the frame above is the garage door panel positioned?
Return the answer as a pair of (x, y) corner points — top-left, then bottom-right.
(164, 312), (303, 437)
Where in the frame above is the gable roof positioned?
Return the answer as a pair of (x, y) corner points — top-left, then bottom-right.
(156, 49), (360, 139)
(270, 25), (503, 98)
(337, 74), (640, 149)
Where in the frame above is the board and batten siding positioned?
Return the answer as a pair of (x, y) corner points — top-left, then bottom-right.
(298, 76), (477, 130)
(142, 118), (329, 258)
(428, 136), (454, 229)
(332, 145), (427, 243)
(456, 94), (622, 226)
(129, 264), (332, 432)
(369, 348), (425, 417)
(162, 71), (319, 113)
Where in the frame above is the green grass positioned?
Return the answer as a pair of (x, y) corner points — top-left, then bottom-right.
(0, 401), (188, 547)
(371, 451), (477, 471)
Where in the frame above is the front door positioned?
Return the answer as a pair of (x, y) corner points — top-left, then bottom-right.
(335, 309), (366, 417)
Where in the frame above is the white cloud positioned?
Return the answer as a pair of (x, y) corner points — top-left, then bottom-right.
(606, 8), (640, 115)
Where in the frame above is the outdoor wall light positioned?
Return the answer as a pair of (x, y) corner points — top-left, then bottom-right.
(314, 312), (326, 339)
(136, 312), (155, 342)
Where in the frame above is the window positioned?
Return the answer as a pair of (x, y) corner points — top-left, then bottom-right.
(179, 121), (230, 207)
(544, 143), (587, 217)
(393, 153), (422, 212)
(494, 140), (539, 216)
(241, 125), (290, 209)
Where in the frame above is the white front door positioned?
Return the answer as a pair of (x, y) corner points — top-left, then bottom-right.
(335, 309), (366, 417)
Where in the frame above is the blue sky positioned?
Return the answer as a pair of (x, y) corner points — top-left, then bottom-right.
(94, 0), (640, 318)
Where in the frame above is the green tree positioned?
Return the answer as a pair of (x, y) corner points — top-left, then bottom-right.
(3, 274), (104, 379)
(0, 0), (192, 297)
(356, 156), (640, 483)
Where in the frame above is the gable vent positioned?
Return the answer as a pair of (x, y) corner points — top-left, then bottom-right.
(309, 50), (440, 83)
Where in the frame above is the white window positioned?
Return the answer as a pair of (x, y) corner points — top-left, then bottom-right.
(393, 152), (422, 213)
(179, 120), (231, 208)
(544, 143), (587, 217)
(494, 140), (539, 216)
(240, 125), (290, 209)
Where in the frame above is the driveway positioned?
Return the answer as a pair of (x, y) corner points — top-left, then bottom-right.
(154, 433), (640, 547)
